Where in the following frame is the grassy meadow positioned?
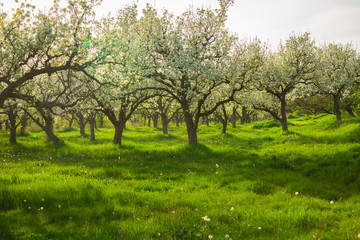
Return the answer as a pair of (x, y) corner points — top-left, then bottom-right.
(0, 114), (360, 239)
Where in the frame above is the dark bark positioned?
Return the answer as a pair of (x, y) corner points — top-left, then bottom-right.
(333, 95), (342, 121)
(152, 112), (159, 128)
(98, 115), (104, 128)
(231, 106), (237, 128)
(5, 120), (9, 130)
(77, 113), (86, 135)
(221, 119), (227, 134)
(160, 113), (168, 134)
(0, 121), (2, 130)
(280, 100), (288, 131)
(174, 113), (181, 127)
(44, 117), (61, 144)
(68, 114), (74, 128)
(203, 116), (209, 126)
(240, 106), (249, 125)
(147, 117), (151, 127)
(8, 108), (17, 144)
(90, 114), (96, 142)
(19, 114), (28, 136)
(113, 124), (125, 144)
(344, 105), (355, 117)
(23, 108), (62, 144)
(183, 111), (198, 145)
(162, 120), (168, 134)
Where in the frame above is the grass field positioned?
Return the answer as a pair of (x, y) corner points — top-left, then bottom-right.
(1, 114), (360, 239)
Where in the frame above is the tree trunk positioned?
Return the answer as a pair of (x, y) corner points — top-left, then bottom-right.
(231, 106), (237, 128)
(44, 117), (61, 144)
(5, 120), (9, 130)
(9, 113), (17, 144)
(204, 116), (209, 126)
(240, 106), (248, 125)
(90, 115), (96, 142)
(161, 114), (169, 134)
(280, 100), (288, 132)
(19, 114), (28, 136)
(68, 114), (74, 128)
(113, 124), (124, 145)
(333, 95), (342, 121)
(344, 105), (354, 117)
(175, 113), (180, 127)
(0, 121), (2, 130)
(221, 119), (227, 134)
(99, 115), (104, 128)
(184, 111), (198, 145)
(45, 128), (62, 144)
(153, 112), (159, 128)
(78, 114), (86, 135)
(147, 117), (151, 127)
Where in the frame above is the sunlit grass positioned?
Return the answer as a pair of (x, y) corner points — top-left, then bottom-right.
(0, 114), (360, 239)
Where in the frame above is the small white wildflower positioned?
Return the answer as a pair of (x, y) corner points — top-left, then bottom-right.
(24, 200), (26, 203)
(229, 238), (232, 240)
(40, 207), (43, 210)
(208, 235), (213, 239)
(158, 233), (160, 236)
(202, 216), (210, 222)
(196, 233), (201, 237)
(295, 192), (299, 195)
(195, 208), (198, 211)
(230, 207), (234, 211)
(215, 172), (218, 174)
(330, 200), (334, 204)
(225, 234), (230, 238)
(258, 227), (262, 230)
(358, 233), (360, 238)
(42, 171), (44, 174)
(216, 164), (219, 168)
(172, 211), (175, 213)
(28, 207), (31, 209)
(58, 205), (61, 208)
(160, 173), (162, 176)
(42, 198), (44, 201)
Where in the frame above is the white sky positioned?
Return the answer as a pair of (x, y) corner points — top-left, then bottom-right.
(2, 0), (360, 50)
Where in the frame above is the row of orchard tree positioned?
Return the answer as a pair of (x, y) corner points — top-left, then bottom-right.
(1, 0), (359, 145)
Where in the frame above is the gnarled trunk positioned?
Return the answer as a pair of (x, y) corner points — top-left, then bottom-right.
(160, 114), (169, 134)
(113, 124), (125, 145)
(90, 115), (96, 142)
(153, 112), (159, 128)
(68, 114), (74, 128)
(221, 118), (228, 134)
(77, 114), (86, 135)
(19, 114), (28, 136)
(44, 117), (61, 144)
(280, 100), (288, 132)
(344, 105), (355, 117)
(184, 111), (198, 145)
(333, 95), (342, 121)
(231, 106), (237, 128)
(9, 111), (17, 144)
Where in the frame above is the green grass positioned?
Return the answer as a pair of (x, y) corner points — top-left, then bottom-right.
(1, 114), (360, 239)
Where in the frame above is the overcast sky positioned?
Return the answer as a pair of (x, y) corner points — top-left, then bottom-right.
(2, 0), (360, 50)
